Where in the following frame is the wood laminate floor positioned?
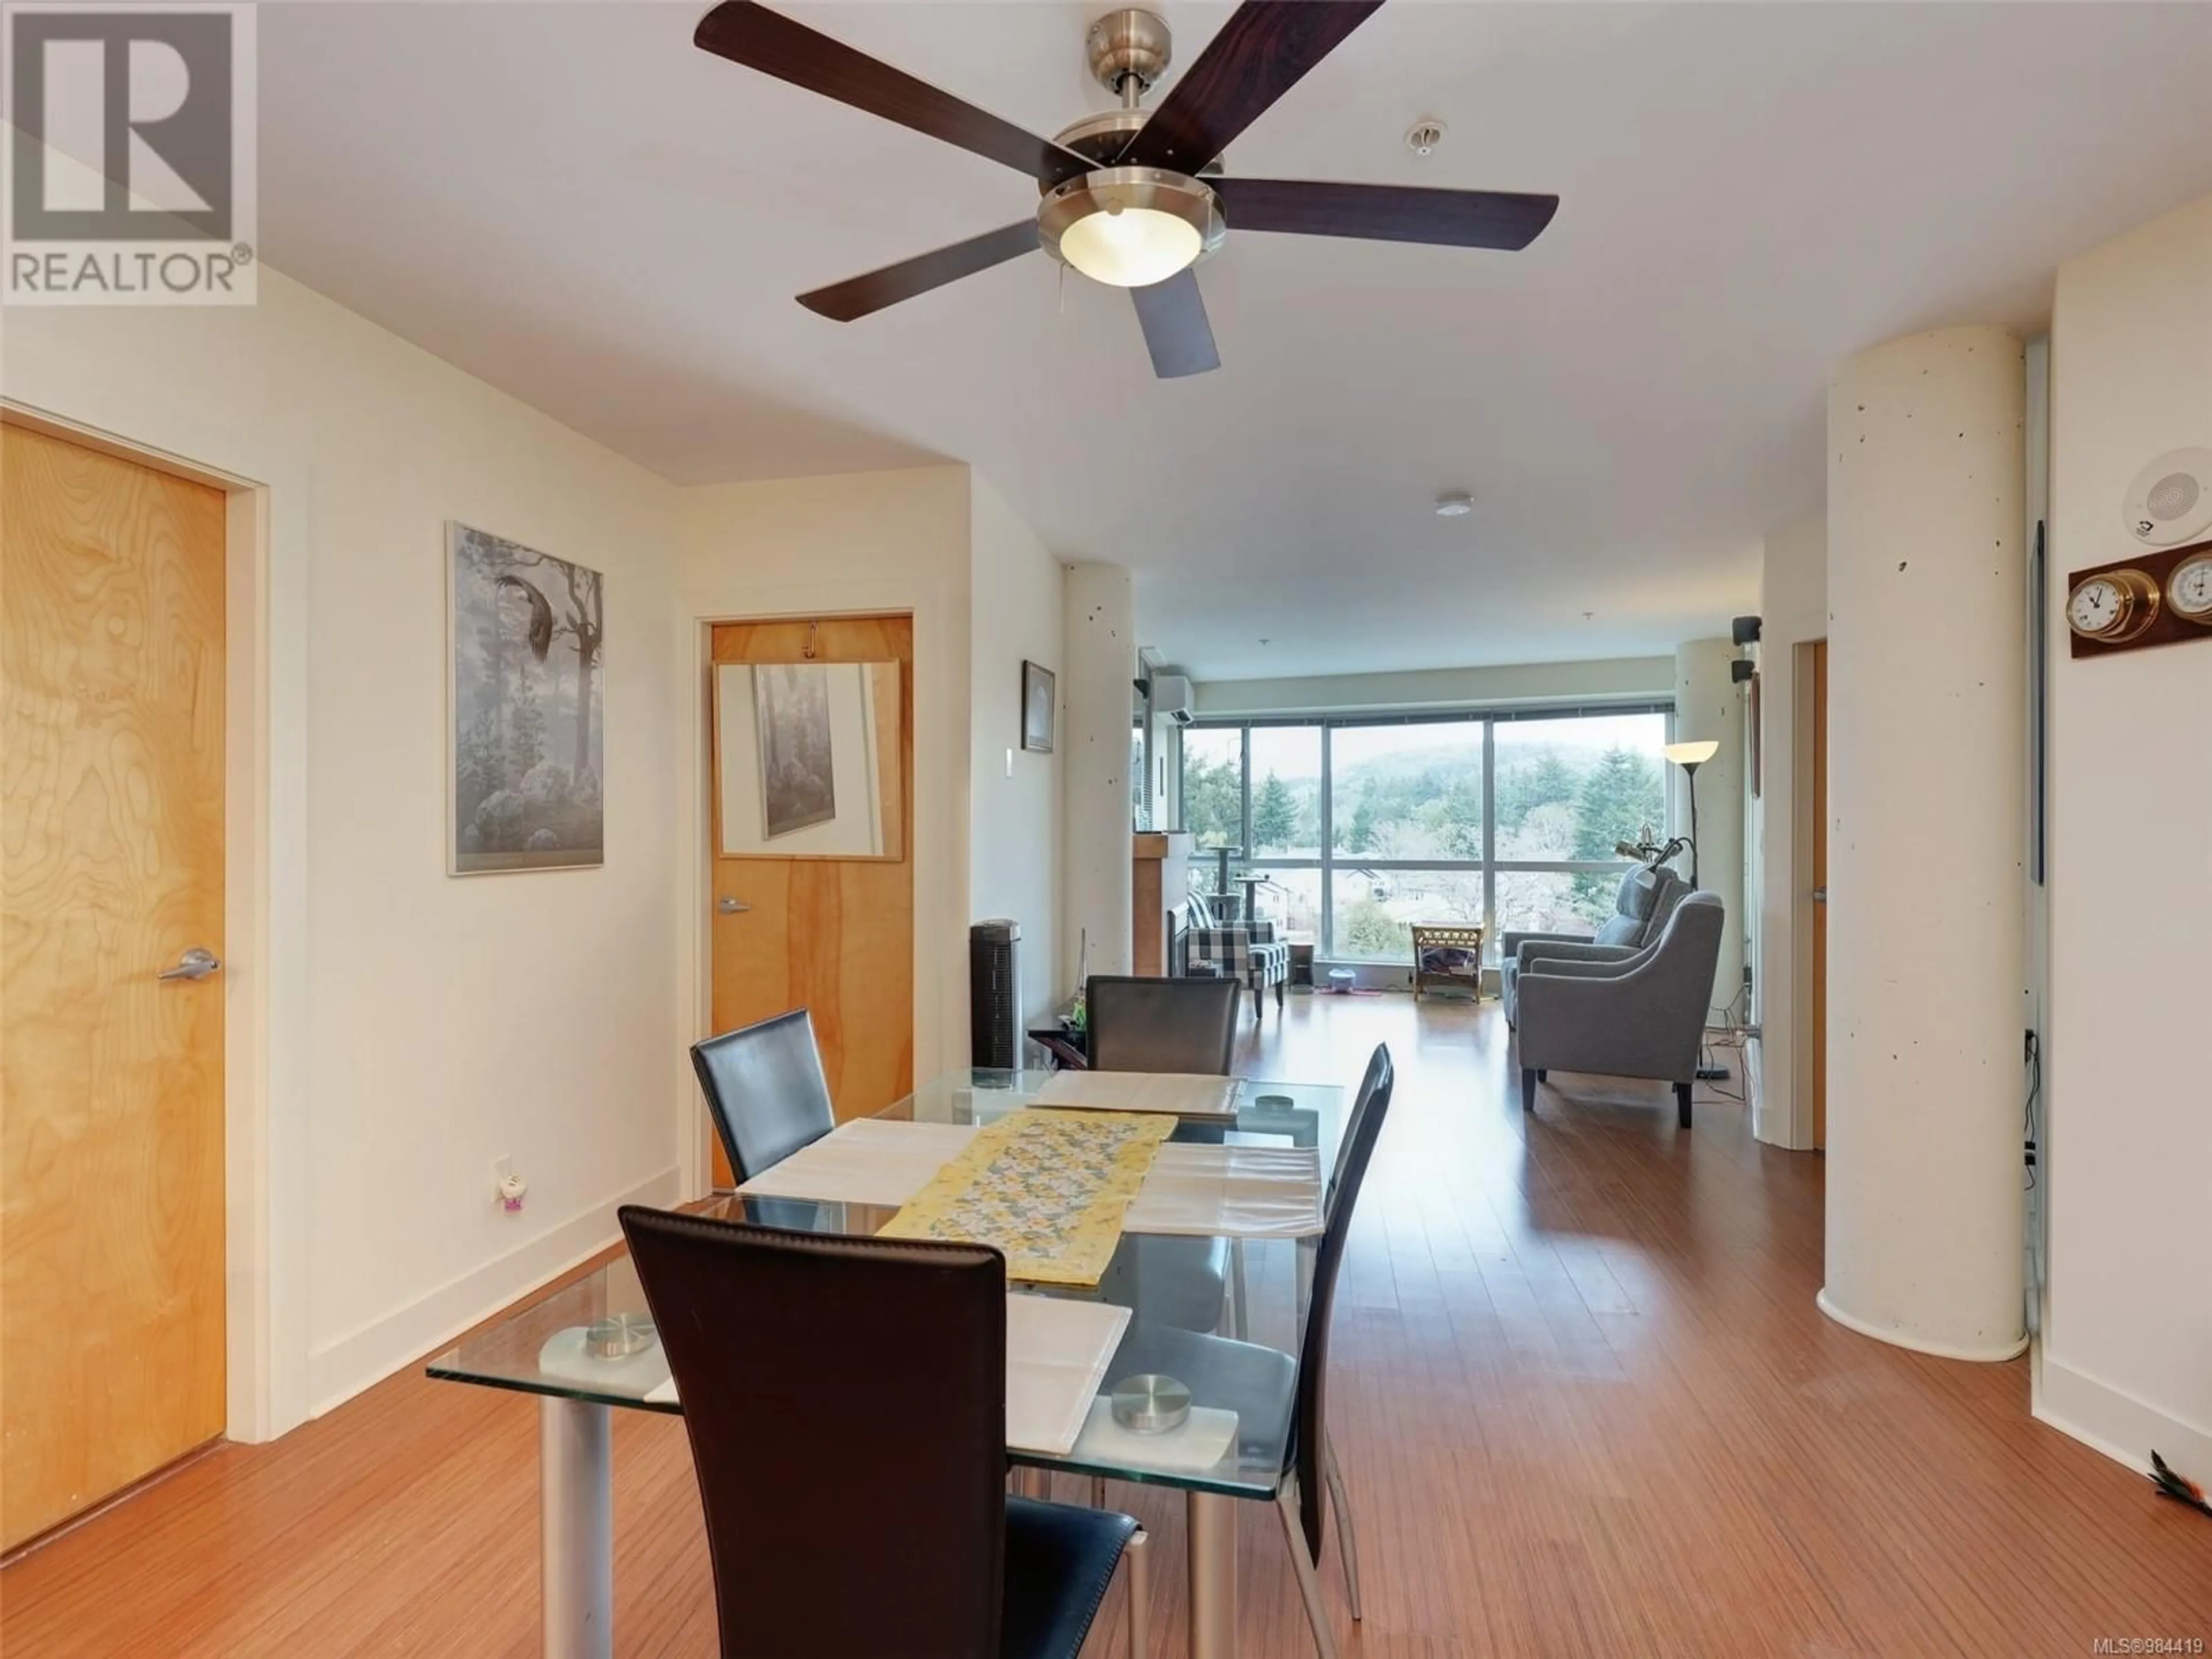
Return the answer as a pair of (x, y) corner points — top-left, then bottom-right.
(3, 995), (2206, 1656)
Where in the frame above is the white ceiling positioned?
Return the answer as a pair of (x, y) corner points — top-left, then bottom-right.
(253, 2), (2212, 680)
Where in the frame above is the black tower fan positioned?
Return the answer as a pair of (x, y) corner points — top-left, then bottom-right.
(969, 920), (1024, 1070)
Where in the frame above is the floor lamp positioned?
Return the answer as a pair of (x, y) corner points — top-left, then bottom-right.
(1662, 739), (1719, 888)
(1663, 737), (1726, 1080)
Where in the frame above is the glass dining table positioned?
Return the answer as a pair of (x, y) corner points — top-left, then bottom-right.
(427, 1066), (1344, 1659)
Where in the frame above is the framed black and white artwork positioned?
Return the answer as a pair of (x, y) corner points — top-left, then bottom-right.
(448, 522), (605, 874)
(1021, 660), (1055, 754)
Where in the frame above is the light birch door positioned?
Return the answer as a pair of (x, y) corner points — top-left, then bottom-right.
(706, 615), (914, 1190)
(1, 424), (228, 1551)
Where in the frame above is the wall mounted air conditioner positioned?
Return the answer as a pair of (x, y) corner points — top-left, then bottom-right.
(1150, 673), (1195, 725)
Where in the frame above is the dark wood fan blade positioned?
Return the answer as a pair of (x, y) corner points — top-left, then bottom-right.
(1211, 179), (1559, 250)
(797, 221), (1040, 321)
(1117, 1), (1385, 175)
(695, 3), (1094, 185)
(1130, 268), (1220, 378)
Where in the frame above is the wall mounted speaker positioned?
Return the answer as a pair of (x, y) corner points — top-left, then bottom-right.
(2123, 447), (2212, 547)
(1730, 658), (1755, 684)
(1730, 615), (1763, 646)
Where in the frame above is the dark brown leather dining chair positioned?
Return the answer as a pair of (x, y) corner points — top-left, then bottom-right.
(1085, 975), (1239, 1074)
(690, 1007), (835, 1184)
(619, 1209), (1151, 1658)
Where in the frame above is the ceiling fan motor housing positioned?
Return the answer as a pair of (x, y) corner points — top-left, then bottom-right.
(1086, 9), (1173, 97)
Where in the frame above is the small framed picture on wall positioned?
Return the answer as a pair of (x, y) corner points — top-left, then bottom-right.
(1021, 661), (1055, 753)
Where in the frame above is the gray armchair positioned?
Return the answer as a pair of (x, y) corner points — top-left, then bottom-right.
(1500, 864), (1687, 1027)
(1516, 892), (1724, 1128)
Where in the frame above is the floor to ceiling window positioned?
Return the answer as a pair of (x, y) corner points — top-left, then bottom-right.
(1178, 703), (1672, 961)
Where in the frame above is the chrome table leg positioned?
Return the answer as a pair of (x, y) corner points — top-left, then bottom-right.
(1187, 1490), (1240, 1659)
(1230, 1237), (1251, 1341)
(1125, 1527), (1152, 1659)
(540, 1397), (613, 1659)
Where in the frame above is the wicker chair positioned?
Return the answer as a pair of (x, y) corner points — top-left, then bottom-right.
(1410, 925), (1485, 1001)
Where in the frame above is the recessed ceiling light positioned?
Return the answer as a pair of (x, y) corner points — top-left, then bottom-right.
(1434, 490), (1474, 517)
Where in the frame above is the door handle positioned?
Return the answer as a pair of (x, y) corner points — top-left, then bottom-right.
(158, 947), (221, 982)
(1810, 888), (1827, 904)
(717, 898), (751, 915)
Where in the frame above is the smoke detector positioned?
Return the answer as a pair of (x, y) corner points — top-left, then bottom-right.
(1434, 490), (1474, 517)
(1405, 119), (1447, 158)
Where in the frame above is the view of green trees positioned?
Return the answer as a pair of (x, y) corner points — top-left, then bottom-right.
(1179, 715), (1668, 958)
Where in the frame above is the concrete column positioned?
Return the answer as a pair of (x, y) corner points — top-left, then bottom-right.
(1061, 562), (1135, 986)
(1671, 638), (1747, 1018)
(1821, 326), (2027, 1360)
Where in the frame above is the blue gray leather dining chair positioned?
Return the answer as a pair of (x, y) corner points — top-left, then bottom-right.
(1085, 975), (1240, 1074)
(1083, 974), (1242, 1334)
(1093, 1043), (1395, 1659)
(690, 1007), (835, 1183)
(619, 1208), (1152, 1659)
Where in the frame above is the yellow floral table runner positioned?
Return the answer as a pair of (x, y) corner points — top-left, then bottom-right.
(876, 1108), (1177, 1286)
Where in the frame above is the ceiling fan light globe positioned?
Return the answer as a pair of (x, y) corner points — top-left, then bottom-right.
(1039, 167), (1225, 289)
(1061, 207), (1200, 287)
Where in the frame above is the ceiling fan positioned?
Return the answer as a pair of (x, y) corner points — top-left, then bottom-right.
(693, 0), (1559, 378)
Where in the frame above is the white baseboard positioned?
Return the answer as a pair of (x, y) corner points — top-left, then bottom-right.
(1815, 1289), (2030, 1362)
(2036, 1354), (2212, 1478)
(306, 1165), (682, 1418)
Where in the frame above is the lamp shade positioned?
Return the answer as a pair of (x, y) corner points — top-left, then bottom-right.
(1058, 207), (1200, 288)
(1038, 168), (1225, 290)
(1663, 739), (1720, 767)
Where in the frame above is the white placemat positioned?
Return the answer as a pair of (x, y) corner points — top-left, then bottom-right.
(734, 1118), (1321, 1240)
(1007, 1296), (1132, 1456)
(734, 1118), (979, 1206)
(1032, 1071), (1242, 1118)
(1121, 1142), (1324, 1239)
(641, 1293), (1129, 1459)
(1069, 1396), (1240, 1475)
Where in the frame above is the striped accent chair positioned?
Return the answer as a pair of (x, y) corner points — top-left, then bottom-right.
(1182, 894), (1291, 1021)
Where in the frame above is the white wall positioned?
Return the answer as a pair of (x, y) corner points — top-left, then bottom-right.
(2042, 192), (2212, 1472)
(1192, 657), (1676, 717)
(1062, 562), (1137, 983)
(1751, 516), (1828, 1147)
(674, 466), (975, 1088)
(3, 267), (1078, 1431)
(1672, 639), (1748, 1017)
(2, 267), (685, 1426)
(969, 476), (1066, 1015)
